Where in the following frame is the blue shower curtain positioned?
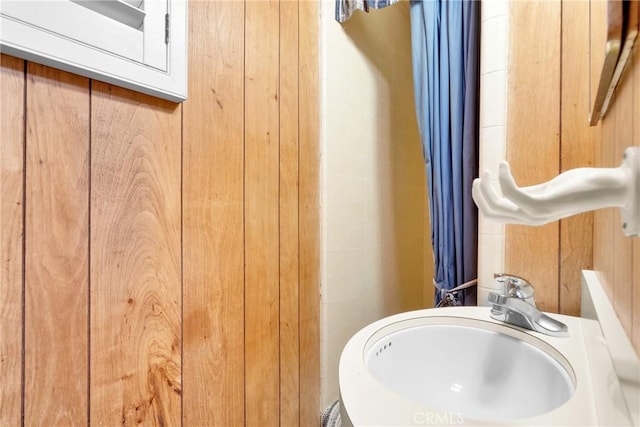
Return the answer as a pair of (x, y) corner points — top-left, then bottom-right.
(410, 0), (479, 306)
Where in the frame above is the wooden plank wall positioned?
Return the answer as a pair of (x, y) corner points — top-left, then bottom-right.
(505, 0), (562, 313)
(244, 2), (281, 424)
(0, 0), (321, 425)
(298, 1), (321, 420)
(0, 53), (24, 427)
(90, 82), (183, 426)
(559, 0), (597, 316)
(25, 64), (90, 425)
(182, 1), (245, 424)
(505, 0), (595, 316)
(279, 1), (302, 424)
(506, 0), (639, 355)
(594, 34), (640, 355)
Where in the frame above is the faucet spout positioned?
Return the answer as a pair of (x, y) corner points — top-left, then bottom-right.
(488, 292), (569, 338)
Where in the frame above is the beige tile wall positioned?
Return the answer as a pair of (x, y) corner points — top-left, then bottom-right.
(478, 0), (509, 303)
(319, 0), (432, 409)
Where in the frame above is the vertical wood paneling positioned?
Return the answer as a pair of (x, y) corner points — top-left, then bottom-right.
(90, 83), (181, 426)
(596, 99), (617, 299)
(1, 1), (322, 421)
(505, 0), (561, 312)
(594, 16), (640, 355)
(612, 66), (634, 335)
(245, 1), (281, 425)
(559, 0), (595, 316)
(24, 63), (89, 425)
(280, 0), (301, 424)
(182, 0), (246, 425)
(299, 1), (321, 424)
(0, 54), (24, 427)
(591, 0), (611, 295)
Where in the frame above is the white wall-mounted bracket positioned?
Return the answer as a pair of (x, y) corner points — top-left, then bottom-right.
(473, 146), (640, 238)
(620, 147), (640, 237)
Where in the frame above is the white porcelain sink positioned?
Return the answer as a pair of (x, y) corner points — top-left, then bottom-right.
(341, 300), (634, 426)
(365, 318), (576, 421)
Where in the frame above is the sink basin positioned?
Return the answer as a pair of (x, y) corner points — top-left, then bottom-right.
(364, 318), (575, 421)
(340, 305), (631, 426)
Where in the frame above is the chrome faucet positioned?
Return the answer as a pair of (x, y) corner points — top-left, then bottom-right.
(488, 274), (569, 337)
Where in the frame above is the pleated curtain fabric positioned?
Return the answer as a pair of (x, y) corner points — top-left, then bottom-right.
(410, 0), (479, 306)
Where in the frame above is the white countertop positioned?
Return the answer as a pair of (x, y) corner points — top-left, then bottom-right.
(338, 271), (638, 426)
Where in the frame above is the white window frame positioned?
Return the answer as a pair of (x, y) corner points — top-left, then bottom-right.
(0, 0), (187, 102)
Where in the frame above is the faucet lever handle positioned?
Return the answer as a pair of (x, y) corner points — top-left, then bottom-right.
(494, 273), (535, 305)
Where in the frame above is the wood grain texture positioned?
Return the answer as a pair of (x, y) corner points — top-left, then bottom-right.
(90, 82), (181, 426)
(595, 92), (617, 300)
(592, 5), (640, 356)
(245, 1), (281, 425)
(592, 0), (618, 295)
(505, 0), (561, 312)
(24, 63), (89, 426)
(612, 64), (634, 336)
(299, 1), (321, 424)
(280, 0), (301, 425)
(559, 0), (595, 316)
(591, 0), (613, 300)
(589, 0), (608, 116)
(592, 129), (605, 287)
(0, 54), (24, 427)
(1, 1), (323, 423)
(182, 0), (246, 425)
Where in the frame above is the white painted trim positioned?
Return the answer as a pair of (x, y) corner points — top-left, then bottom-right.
(2, 1), (144, 61)
(582, 270), (640, 426)
(70, 0), (146, 29)
(141, 0), (167, 70)
(0, 0), (187, 102)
